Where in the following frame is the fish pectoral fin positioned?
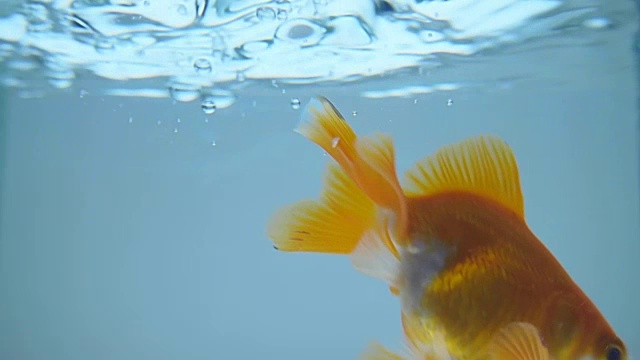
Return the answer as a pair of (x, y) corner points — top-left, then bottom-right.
(401, 313), (452, 360)
(489, 322), (550, 360)
(403, 135), (525, 219)
(267, 163), (375, 254)
(359, 341), (406, 360)
(350, 221), (400, 287)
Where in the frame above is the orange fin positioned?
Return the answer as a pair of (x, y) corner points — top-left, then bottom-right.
(359, 341), (406, 360)
(402, 314), (452, 360)
(403, 135), (524, 219)
(350, 220), (401, 287)
(355, 134), (408, 229)
(297, 97), (408, 234)
(297, 96), (358, 171)
(489, 322), (549, 360)
(267, 163), (375, 254)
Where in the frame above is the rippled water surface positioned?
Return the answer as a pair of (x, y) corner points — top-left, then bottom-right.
(0, 0), (639, 359)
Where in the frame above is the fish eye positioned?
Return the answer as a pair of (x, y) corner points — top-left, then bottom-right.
(606, 344), (622, 360)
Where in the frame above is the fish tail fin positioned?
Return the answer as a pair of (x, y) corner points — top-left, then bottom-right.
(297, 97), (408, 236)
(267, 163), (376, 254)
(296, 96), (358, 169)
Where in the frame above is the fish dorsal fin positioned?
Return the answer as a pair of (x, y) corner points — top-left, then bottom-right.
(489, 322), (549, 360)
(267, 162), (376, 254)
(359, 341), (406, 360)
(403, 135), (524, 219)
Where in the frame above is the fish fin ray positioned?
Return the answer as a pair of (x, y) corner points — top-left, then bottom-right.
(355, 134), (408, 223)
(403, 135), (524, 219)
(297, 97), (408, 236)
(489, 322), (549, 360)
(267, 163), (375, 254)
(296, 96), (358, 170)
(350, 223), (400, 286)
(402, 314), (452, 360)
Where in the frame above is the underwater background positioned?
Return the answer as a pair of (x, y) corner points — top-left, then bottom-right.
(0, 0), (639, 359)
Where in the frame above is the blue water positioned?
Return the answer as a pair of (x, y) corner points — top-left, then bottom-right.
(0, 0), (639, 359)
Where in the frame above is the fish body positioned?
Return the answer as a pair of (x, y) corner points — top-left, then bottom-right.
(267, 97), (626, 360)
(400, 192), (620, 359)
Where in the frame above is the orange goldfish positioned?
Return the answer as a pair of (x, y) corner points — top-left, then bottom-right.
(267, 97), (626, 360)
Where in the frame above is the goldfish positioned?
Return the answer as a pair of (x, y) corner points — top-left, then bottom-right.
(267, 97), (626, 360)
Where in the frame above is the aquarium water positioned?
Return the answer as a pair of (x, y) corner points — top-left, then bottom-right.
(0, 0), (638, 359)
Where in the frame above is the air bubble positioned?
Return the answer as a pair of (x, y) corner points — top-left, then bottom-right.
(128, 116), (133, 123)
(256, 7), (276, 21)
(201, 89), (236, 110)
(290, 98), (300, 109)
(174, 128), (179, 133)
(352, 111), (357, 117)
(194, 58), (212, 73)
(277, 9), (288, 20)
(202, 98), (217, 114)
(447, 99), (453, 106)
